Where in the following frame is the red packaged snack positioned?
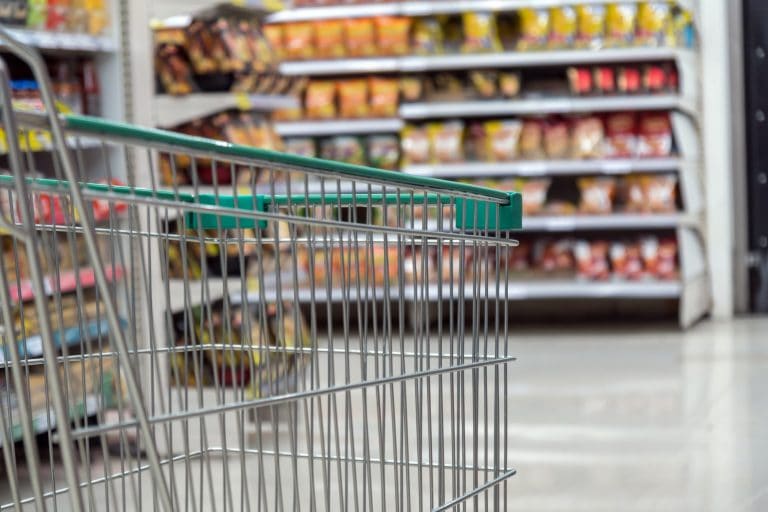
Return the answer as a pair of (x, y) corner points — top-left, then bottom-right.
(571, 116), (605, 159)
(617, 67), (641, 94)
(611, 241), (645, 280)
(637, 112), (672, 157)
(593, 66), (616, 94)
(568, 67), (593, 95)
(535, 239), (575, 274)
(603, 113), (637, 158)
(643, 64), (668, 92)
(574, 240), (611, 280)
(642, 236), (678, 280)
(578, 177), (616, 214)
(507, 240), (531, 272)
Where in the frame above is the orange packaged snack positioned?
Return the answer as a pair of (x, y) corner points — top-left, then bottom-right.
(284, 22), (315, 60)
(375, 17), (412, 56)
(338, 79), (369, 118)
(305, 81), (336, 119)
(369, 77), (399, 117)
(345, 18), (376, 57)
(315, 20), (345, 59)
(262, 24), (283, 60)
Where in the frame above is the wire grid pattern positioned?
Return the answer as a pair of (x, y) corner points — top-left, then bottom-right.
(0, 33), (518, 512)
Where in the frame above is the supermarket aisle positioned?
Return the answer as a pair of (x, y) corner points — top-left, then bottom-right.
(2, 318), (767, 511)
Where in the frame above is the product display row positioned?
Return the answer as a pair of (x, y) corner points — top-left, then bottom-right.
(0, 0), (111, 36)
(268, 4), (693, 62)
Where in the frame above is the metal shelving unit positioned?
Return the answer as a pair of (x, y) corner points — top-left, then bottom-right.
(155, 93), (298, 128)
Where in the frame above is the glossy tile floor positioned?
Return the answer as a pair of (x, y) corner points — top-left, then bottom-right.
(2, 317), (767, 511)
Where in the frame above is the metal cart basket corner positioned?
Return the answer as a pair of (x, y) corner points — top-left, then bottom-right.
(0, 27), (521, 512)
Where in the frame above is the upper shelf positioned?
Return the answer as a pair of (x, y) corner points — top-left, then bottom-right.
(280, 48), (692, 76)
(270, 0), (672, 22)
(154, 93), (298, 128)
(5, 28), (117, 53)
(400, 94), (693, 119)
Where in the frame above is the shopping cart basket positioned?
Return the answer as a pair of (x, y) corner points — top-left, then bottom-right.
(0, 28), (521, 511)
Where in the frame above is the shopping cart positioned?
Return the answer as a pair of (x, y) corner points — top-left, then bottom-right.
(0, 28), (521, 511)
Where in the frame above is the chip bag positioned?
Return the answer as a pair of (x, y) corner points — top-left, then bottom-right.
(517, 8), (550, 51)
(605, 3), (638, 47)
(549, 6), (577, 49)
(338, 79), (369, 118)
(376, 16), (412, 56)
(575, 5), (606, 49)
(315, 20), (345, 59)
(345, 18), (376, 57)
(462, 12), (502, 53)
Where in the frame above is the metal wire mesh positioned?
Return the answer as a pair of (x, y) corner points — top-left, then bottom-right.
(0, 29), (518, 512)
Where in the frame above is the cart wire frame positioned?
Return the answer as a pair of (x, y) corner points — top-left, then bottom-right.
(0, 27), (521, 512)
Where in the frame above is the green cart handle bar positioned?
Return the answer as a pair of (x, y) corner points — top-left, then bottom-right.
(3, 113), (523, 231)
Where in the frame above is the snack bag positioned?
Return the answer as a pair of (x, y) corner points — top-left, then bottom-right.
(331, 136), (366, 165)
(519, 119), (545, 159)
(401, 125), (430, 165)
(262, 24), (284, 60)
(520, 179), (551, 215)
(643, 64), (669, 93)
(617, 66), (642, 93)
(369, 77), (399, 117)
(642, 174), (678, 213)
(571, 116), (604, 159)
(578, 177), (616, 214)
(499, 72), (522, 97)
(284, 138), (316, 158)
(549, 6), (577, 49)
(574, 240), (611, 280)
(568, 67), (593, 95)
(284, 22), (314, 60)
(636, 2), (672, 47)
(315, 20), (345, 59)
(544, 119), (570, 159)
(412, 18), (444, 55)
(605, 3), (638, 47)
(344, 18), (376, 57)
(575, 5), (606, 49)
(470, 71), (498, 98)
(367, 135), (400, 170)
(517, 8), (550, 51)
(462, 12), (502, 53)
(642, 236), (678, 280)
(535, 239), (575, 274)
(376, 17), (412, 56)
(636, 112), (672, 157)
(338, 79), (369, 118)
(622, 175), (646, 212)
(429, 121), (464, 163)
(611, 241), (645, 280)
(603, 113), (637, 158)
(593, 66), (616, 94)
(305, 81), (336, 119)
(485, 120), (523, 161)
(400, 75), (424, 102)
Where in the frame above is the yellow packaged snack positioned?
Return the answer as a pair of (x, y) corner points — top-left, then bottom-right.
(636, 2), (673, 47)
(517, 8), (550, 51)
(401, 125), (430, 165)
(485, 120), (523, 162)
(549, 7), (577, 49)
(338, 79), (369, 118)
(305, 81), (336, 119)
(576, 5), (606, 49)
(428, 121), (464, 163)
(376, 16), (412, 56)
(605, 3), (638, 47)
(412, 18), (444, 55)
(284, 22), (315, 60)
(462, 12), (502, 53)
(344, 18), (376, 57)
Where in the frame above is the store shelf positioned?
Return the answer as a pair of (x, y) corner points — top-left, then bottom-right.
(233, 279), (682, 305)
(10, 264), (126, 304)
(155, 93), (298, 128)
(274, 118), (404, 136)
(523, 214), (689, 231)
(5, 28), (117, 53)
(400, 94), (688, 119)
(403, 158), (686, 178)
(280, 48), (689, 76)
(269, 0), (638, 22)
